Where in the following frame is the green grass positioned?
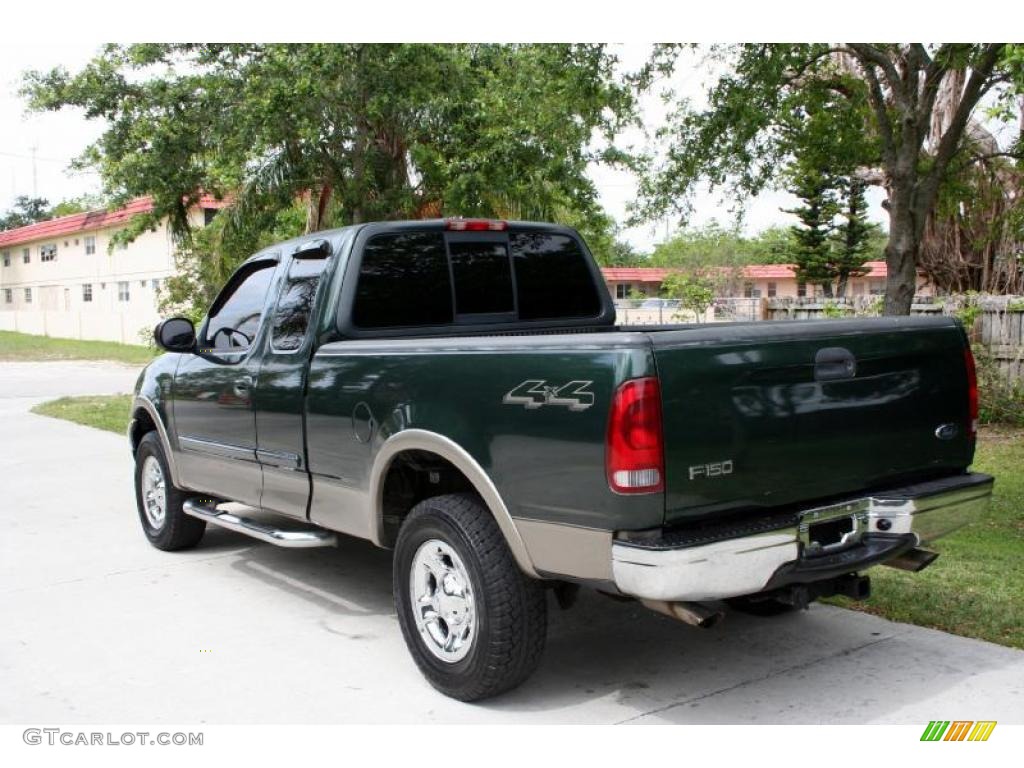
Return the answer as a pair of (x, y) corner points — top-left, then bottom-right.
(31, 394), (134, 434)
(0, 330), (157, 364)
(826, 425), (1024, 649)
(24, 392), (1024, 648)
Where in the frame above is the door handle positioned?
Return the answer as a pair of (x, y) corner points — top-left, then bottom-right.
(814, 347), (857, 382)
(233, 376), (254, 397)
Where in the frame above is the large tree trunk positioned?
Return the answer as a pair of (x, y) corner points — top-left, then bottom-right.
(883, 190), (920, 315)
(835, 274), (848, 298)
(305, 183), (333, 233)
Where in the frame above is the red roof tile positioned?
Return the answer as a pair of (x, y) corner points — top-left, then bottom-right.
(0, 195), (226, 248)
(600, 268), (673, 282)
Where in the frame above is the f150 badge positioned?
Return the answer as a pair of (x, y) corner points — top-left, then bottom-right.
(689, 460), (734, 480)
(503, 380), (595, 412)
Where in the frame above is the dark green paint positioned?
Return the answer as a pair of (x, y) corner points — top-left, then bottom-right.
(133, 222), (976, 539)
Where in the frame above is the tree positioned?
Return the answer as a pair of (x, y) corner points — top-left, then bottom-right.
(832, 177), (874, 297)
(49, 194), (106, 218)
(784, 162), (839, 297)
(0, 196), (51, 230)
(661, 272), (715, 323)
(24, 44), (636, 310)
(0, 194), (104, 230)
(561, 208), (643, 267)
(746, 226), (800, 265)
(637, 44), (1018, 314)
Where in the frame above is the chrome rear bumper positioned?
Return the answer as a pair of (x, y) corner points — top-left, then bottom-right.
(611, 473), (993, 602)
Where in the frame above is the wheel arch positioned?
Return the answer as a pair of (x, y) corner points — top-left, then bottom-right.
(369, 429), (539, 578)
(129, 395), (182, 487)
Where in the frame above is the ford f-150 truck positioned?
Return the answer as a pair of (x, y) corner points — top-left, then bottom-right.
(130, 218), (993, 701)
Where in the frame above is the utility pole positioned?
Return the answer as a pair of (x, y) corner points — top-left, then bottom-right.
(30, 144), (38, 198)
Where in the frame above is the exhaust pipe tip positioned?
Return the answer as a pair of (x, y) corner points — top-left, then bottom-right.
(882, 547), (940, 573)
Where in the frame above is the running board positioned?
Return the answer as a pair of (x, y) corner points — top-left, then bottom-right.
(183, 499), (337, 548)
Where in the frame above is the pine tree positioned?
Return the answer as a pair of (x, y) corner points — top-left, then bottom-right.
(785, 164), (839, 298)
(832, 178), (873, 297)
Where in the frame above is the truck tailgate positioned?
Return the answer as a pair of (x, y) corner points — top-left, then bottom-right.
(648, 316), (975, 527)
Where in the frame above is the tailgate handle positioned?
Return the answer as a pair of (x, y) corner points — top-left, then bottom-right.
(814, 347), (857, 381)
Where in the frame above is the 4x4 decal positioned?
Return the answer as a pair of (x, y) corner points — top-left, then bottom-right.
(502, 380), (595, 412)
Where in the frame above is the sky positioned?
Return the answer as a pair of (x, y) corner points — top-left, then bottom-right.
(0, 42), (891, 252)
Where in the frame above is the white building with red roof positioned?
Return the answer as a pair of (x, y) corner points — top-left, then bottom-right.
(602, 262), (934, 301)
(0, 196), (223, 343)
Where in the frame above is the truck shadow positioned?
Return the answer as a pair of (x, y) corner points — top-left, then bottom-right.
(207, 527), (1021, 724)
(211, 527), (395, 617)
(488, 589), (1023, 723)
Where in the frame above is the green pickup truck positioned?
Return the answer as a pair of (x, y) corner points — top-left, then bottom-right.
(129, 219), (993, 701)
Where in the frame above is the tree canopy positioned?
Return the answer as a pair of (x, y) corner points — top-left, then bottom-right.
(638, 44), (1021, 313)
(23, 43), (638, 310)
(0, 194), (105, 231)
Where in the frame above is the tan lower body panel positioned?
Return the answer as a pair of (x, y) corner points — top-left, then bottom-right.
(513, 518), (613, 581)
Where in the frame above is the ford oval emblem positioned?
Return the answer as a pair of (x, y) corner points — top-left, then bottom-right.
(935, 423), (959, 440)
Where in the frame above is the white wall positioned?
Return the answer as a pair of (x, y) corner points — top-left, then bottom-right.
(0, 306), (160, 345)
(0, 218), (175, 344)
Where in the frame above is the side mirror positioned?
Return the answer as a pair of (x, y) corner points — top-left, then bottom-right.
(154, 317), (196, 353)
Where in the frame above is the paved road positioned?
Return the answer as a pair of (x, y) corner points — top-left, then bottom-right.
(2, 360), (1022, 724)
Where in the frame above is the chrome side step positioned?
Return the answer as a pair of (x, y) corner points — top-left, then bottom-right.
(183, 499), (337, 548)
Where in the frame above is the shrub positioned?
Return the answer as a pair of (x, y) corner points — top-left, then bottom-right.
(974, 345), (1024, 427)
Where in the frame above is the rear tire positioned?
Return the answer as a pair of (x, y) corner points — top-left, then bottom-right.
(134, 432), (205, 551)
(394, 493), (547, 701)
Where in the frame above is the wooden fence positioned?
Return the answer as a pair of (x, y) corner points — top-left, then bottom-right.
(765, 296), (1024, 384)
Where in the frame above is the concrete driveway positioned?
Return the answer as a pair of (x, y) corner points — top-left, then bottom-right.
(1, 360), (1022, 724)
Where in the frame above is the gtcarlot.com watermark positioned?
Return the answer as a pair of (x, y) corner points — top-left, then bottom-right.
(23, 728), (203, 746)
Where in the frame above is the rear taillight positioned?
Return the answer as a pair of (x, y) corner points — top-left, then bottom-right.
(606, 377), (664, 494)
(445, 218), (508, 231)
(965, 345), (978, 440)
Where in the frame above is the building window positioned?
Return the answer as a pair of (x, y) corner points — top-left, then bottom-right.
(204, 208), (219, 226)
(22, 248), (30, 264)
(4, 288), (11, 303)
(615, 283), (632, 299)
(868, 279), (885, 296)
(2, 251), (9, 267)
(24, 288), (32, 304)
(797, 281), (807, 298)
(84, 236), (96, 255)
(82, 284), (93, 303)
(743, 282), (759, 298)
(151, 278), (161, 290)
(40, 244), (57, 262)
(117, 281), (130, 302)
(767, 282), (777, 298)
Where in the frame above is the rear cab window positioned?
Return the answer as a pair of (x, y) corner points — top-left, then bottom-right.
(349, 225), (605, 332)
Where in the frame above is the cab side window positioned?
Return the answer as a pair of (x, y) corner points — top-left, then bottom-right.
(271, 254), (330, 351)
(204, 260), (277, 351)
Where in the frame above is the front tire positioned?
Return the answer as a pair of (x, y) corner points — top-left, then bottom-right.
(394, 493), (547, 701)
(134, 432), (205, 551)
